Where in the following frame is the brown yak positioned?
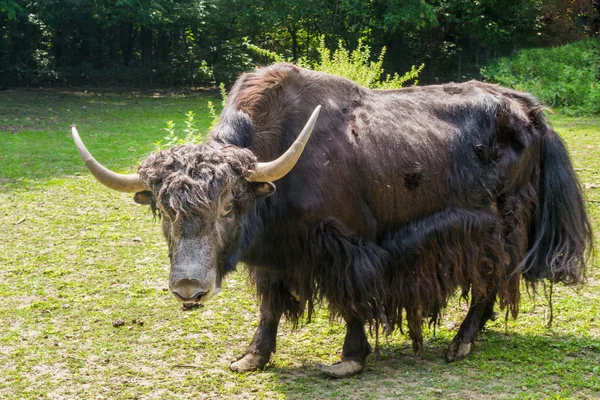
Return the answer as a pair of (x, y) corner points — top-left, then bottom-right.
(72, 63), (592, 378)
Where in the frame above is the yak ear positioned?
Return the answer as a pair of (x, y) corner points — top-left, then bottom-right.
(252, 182), (276, 198)
(134, 190), (154, 205)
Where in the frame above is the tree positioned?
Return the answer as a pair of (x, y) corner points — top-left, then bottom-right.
(0, 0), (597, 86)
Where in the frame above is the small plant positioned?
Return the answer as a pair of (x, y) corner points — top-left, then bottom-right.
(160, 119), (178, 149)
(182, 111), (200, 142)
(157, 82), (228, 150)
(207, 82), (228, 129)
(156, 110), (204, 150)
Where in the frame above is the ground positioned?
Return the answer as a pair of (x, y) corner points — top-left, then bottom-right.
(0, 89), (599, 399)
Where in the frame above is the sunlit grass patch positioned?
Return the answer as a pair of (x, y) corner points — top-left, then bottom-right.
(1, 90), (599, 399)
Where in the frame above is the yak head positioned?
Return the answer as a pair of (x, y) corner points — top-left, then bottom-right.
(71, 106), (320, 307)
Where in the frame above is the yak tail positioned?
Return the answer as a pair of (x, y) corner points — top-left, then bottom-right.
(519, 121), (593, 285)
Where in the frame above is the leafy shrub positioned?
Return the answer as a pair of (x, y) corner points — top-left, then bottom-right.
(308, 38), (423, 89)
(481, 40), (600, 115)
(248, 37), (423, 90)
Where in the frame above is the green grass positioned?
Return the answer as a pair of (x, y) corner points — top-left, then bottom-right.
(1, 89), (599, 399)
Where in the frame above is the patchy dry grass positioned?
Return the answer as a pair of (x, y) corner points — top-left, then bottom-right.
(1, 89), (599, 399)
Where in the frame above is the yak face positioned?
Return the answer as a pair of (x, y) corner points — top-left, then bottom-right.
(135, 143), (275, 305)
(71, 106), (319, 307)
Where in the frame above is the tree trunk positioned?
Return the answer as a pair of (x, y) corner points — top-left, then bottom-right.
(110, 26), (119, 63)
(55, 23), (68, 82)
(157, 31), (168, 64)
(141, 26), (153, 85)
(121, 23), (135, 67)
(289, 25), (298, 61)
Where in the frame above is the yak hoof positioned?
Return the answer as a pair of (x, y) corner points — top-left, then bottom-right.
(446, 340), (472, 362)
(316, 360), (365, 378)
(230, 353), (265, 373)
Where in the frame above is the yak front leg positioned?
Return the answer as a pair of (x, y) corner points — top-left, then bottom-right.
(317, 318), (371, 378)
(230, 299), (282, 372)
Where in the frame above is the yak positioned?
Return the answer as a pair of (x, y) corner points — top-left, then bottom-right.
(72, 63), (592, 378)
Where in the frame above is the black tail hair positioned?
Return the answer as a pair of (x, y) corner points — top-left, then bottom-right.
(519, 124), (593, 284)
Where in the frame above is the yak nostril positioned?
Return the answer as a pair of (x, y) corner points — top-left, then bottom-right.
(171, 278), (207, 302)
(191, 289), (207, 302)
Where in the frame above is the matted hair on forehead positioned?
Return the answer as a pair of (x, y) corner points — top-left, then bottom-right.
(137, 142), (257, 218)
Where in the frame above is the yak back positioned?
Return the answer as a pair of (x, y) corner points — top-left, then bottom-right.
(212, 63), (541, 241)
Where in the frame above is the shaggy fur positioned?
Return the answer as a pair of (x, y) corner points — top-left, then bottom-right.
(137, 63), (593, 361)
(138, 143), (257, 218)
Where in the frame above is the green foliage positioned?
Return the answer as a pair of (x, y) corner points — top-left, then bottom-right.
(0, 0), (20, 20)
(308, 38), (423, 89)
(245, 42), (287, 64)
(482, 39), (600, 115)
(247, 38), (424, 90)
(381, 0), (439, 32)
(2, 0), (597, 87)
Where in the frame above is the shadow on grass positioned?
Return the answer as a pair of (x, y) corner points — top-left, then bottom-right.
(270, 331), (600, 399)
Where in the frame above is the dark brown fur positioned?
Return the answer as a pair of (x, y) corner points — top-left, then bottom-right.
(136, 63), (592, 367)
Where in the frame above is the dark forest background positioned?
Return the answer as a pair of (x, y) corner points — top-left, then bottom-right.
(1, 0), (599, 87)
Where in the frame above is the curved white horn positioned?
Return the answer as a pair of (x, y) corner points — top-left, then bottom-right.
(71, 125), (147, 193)
(246, 105), (321, 182)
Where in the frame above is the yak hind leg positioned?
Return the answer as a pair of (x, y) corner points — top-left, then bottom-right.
(479, 289), (498, 330)
(407, 307), (424, 355)
(317, 318), (371, 378)
(446, 290), (497, 362)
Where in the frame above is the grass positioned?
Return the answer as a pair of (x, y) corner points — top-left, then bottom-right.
(1, 88), (599, 399)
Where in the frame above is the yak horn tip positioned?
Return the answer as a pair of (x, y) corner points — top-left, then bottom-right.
(246, 105), (321, 182)
(71, 125), (146, 193)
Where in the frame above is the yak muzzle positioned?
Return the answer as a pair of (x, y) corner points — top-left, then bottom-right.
(170, 278), (209, 303)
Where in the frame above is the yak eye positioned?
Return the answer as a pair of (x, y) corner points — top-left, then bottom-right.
(221, 201), (234, 217)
